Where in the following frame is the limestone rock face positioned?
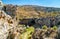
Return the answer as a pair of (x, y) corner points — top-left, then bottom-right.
(0, 10), (17, 39)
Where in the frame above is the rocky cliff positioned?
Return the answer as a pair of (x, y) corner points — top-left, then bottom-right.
(0, 10), (17, 39)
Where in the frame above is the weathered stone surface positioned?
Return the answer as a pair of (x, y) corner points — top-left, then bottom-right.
(0, 10), (17, 39)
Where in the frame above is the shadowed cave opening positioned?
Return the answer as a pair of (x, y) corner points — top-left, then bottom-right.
(57, 22), (60, 25)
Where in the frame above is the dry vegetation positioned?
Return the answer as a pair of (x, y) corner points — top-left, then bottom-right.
(3, 5), (60, 19)
(2, 5), (60, 39)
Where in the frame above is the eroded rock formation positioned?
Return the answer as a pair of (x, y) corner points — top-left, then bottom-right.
(0, 10), (17, 39)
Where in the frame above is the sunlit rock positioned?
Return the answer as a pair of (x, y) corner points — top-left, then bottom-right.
(0, 10), (17, 39)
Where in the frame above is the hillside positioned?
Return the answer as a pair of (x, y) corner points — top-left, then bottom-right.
(2, 5), (60, 19)
(2, 5), (60, 27)
(0, 5), (60, 39)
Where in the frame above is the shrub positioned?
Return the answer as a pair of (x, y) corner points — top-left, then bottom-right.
(19, 27), (35, 39)
(42, 25), (47, 29)
(52, 26), (57, 30)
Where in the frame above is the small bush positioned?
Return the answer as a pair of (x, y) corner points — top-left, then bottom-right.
(42, 25), (47, 29)
(19, 27), (35, 39)
(52, 26), (57, 30)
